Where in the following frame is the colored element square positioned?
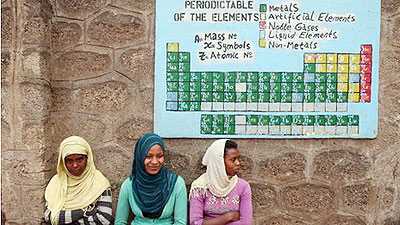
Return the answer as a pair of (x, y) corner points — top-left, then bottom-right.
(269, 83), (281, 92)
(360, 92), (371, 102)
(348, 93), (360, 102)
(167, 72), (179, 81)
(179, 52), (190, 62)
(259, 72), (270, 82)
(201, 82), (213, 92)
(224, 83), (235, 92)
(281, 93), (292, 103)
(167, 52), (179, 62)
(304, 54), (316, 63)
(304, 83), (316, 92)
(361, 81), (371, 92)
(304, 73), (315, 83)
(225, 115), (235, 125)
(326, 115), (337, 126)
(270, 73), (281, 82)
(225, 72), (236, 82)
(166, 92), (178, 101)
(167, 43), (179, 52)
(316, 64), (327, 73)
(304, 92), (315, 102)
(178, 91), (190, 101)
(338, 64), (349, 73)
(338, 54), (349, 63)
(247, 83), (259, 92)
(338, 73), (349, 82)
(337, 92), (348, 102)
(292, 83), (305, 92)
(361, 45), (372, 54)
(213, 72), (224, 82)
(304, 64), (316, 72)
(326, 83), (336, 92)
(247, 93), (259, 102)
(190, 72), (201, 82)
(212, 92), (224, 102)
(292, 115), (305, 125)
(326, 73), (337, 82)
(361, 55), (372, 64)
(315, 115), (327, 125)
(166, 101), (178, 111)
(259, 82), (270, 93)
(236, 92), (247, 102)
(260, 21), (266, 29)
(178, 101), (189, 111)
(315, 73), (327, 82)
(304, 115), (316, 126)
(236, 72), (248, 82)
(315, 93), (326, 102)
(348, 115), (359, 125)
(269, 93), (281, 102)
(292, 73), (304, 82)
(350, 54), (361, 64)
(247, 115), (259, 125)
(316, 54), (327, 63)
(327, 64), (338, 73)
(190, 82), (201, 92)
(281, 73), (293, 82)
(201, 92), (212, 101)
(349, 83), (360, 93)
(315, 83), (326, 92)
(167, 82), (179, 91)
(190, 92), (201, 101)
(201, 72), (213, 82)
(361, 64), (372, 73)
(179, 72), (190, 81)
(213, 82), (224, 92)
(248, 72), (259, 82)
(167, 62), (178, 72)
(178, 82), (190, 91)
(337, 83), (348, 92)
(178, 62), (190, 72)
(326, 92), (337, 102)
(327, 54), (337, 63)
(292, 93), (304, 102)
(349, 64), (360, 73)
(260, 4), (267, 12)
(360, 73), (371, 82)
(189, 102), (200, 111)
(280, 83), (292, 92)
(258, 93), (270, 102)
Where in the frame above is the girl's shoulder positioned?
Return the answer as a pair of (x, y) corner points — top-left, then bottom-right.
(236, 178), (251, 191)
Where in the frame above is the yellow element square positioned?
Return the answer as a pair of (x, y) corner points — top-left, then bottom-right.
(304, 54), (316, 63)
(327, 64), (338, 73)
(338, 74), (349, 82)
(349, 64), (360, 73)
(338, 64), (349, 73)
(337, 82), (348, 92)
(316, 64), (327, 73)
(327, 54), (337, 63)
(316, 54), (327, 63)
(338, 54), (349, 64)
(167, 43), (179, 52)
(348, 93), (360, 102)
(350, 54), (361, 64)
(349, 83), (360, 92)
(259, 38), (266, 48)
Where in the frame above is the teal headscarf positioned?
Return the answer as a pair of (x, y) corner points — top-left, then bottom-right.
(130, 133), (178, 217)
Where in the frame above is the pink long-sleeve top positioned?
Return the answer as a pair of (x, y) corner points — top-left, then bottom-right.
(189, 178), (253, 225)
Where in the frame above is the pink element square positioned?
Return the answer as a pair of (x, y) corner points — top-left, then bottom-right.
(360, 73), (371, 82)
(361, 45), (372, 54)
(360, 81), (371, 92)
(361, 64), (372, 73)
(361, 55), (372, 64)
(360, 92), (371, 102)
(259, 21), (266, 29)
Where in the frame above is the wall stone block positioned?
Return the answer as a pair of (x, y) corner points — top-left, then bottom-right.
(88, 10), (146, 48)
(312, 149), (370, 184)
(383, 81), (400, 122)
(382, 187), (395, 211)
(281, 183), (335, 219)
(75, 81), (130, 114)
(56, 0), (109, 20)
(393, 18), (400, 47)
(382, 0), (400, 16)
(23, 15), (49, 44)
(51, 21), (82, 52)
(237, 154), (253, 180)
(22, 49), (50, 80)
(2, 119), (11, 150)
(259, 152), (306, 184)
(1, 181), (22, 220)
(164, 151), (193, 182)
(115, 116), (153, 148)
(21, 120), (47, 150)
(2, 81), (11, 124)
(251, 183), (277, 212)
(341, 183), (373, 213)
(112, 0), (153, 12)
(1, 7), (13, 46)
(20, 186), (46, 222)
(47, 114), (74, 152)
(51, 86), (72, 112)
(380, 49), (400, 86)
(1, 51), (11, 81)
(73, 114), (110, 147)
(258, 215), (308, 225)
(19, 82), (51, 119)
(320, 215), (366, 225)
(52, 50), (111, 81)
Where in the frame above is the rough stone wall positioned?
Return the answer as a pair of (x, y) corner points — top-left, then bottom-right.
(1, 0), (400, 224)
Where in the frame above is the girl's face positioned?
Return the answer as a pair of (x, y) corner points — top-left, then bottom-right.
(65, 154), (87, 176)
(144, 144), (165, 175)
(224, 148), (240, 177)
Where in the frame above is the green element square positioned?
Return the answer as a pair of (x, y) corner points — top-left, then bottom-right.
(292, 83), (305, 92)
(167, 82), (179, 92)
(225, 72), (236, 82)
(269, 115), (281, 125)
(348, 115), (359, 126)
(224, 92), (236, 102)
(326, 83), (337, 92)
(224, 115), (235, 124)
(304, 63), (316, 72)
(337, 92), (348, 103)
(212, 72), (225, 82)
(315, 73), (327, 82)
(270, 92), (281, 102)
(304, 83), (316, 92)
(178, 62), (190, 72)
(315, 115), (327, 125)
(201, 123), (212, 134)
(178, 91), (190, 101)
(247, 72), (259, 82)
(292, 115), (305, 125)
(280, 83), (292, 92)
(178, 101), (189, 111)
(189, 102), (200, 111)
(167, 52), (179, 62)
(213, 115), (225, 124)
(225, 125), (235, 135)
(201, 72), (213, 82)
(201, 92), (212, 101)
(167, 72), (179, 82)
(259, 72), (270, 82)
(236, 92), (247, 102)
(270, 72), (281, 82)
(336, 115), (349, 126)
(258, 93), (270, 102)
(212, 93), (224, 102)
(201, 82), (213, 92)
(247, 115), (259, 125)
(304, 92), (315, 102)
(224, 83), (235, 92)
(190, 82), (201, 92)
(259, 82), (270, 93)
(178, 52), (190, 62)
(315, 83), (327, 92)
(281, 92), (292, 103)
(178, 82), (190, 91)
(236, 72), (248, 82)
(260, 4), (267, 12)
(315, 93), (326, 102)
(304, 115), (316, 126)
(213, 125), (225, 135)
(281, 115), (293, 125)
(259, 116), (269, 125)
(247, 83), (259, 92)
(326, 92), (337, 102)
(167, 62), (178, 72)
(281, 73), (293, 82)
(270, 82), (281, 92)
(213, 82), (224, 92)
(326, 115), (337, 126)
(326, 73), (337, 82)
(292, 73), (304, 82)
(247, 93), (259, 102)
(179, 72), (190, 81)
(190, 72), (201, 82)
(201, 115), (213, 124)
(190, 92), (201, 101)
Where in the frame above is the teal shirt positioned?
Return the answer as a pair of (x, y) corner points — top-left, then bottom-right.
(115, 175), (187, 225)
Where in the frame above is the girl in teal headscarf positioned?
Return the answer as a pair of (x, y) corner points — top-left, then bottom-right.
(115, 133), (187, 225)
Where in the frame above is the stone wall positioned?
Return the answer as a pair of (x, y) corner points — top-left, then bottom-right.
(1, 0), (399, 224)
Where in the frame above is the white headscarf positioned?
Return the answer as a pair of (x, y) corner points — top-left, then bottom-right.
(190, 139), (238, 198)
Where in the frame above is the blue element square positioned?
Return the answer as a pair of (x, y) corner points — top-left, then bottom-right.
(166, 101), (178, 111)
(166, 92), (178, 101)
(304, 73), (315, 83)
(349, 73), (360, 83)
(292, 93), (304, 102)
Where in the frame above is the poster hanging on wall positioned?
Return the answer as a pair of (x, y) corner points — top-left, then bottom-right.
(154, 0), (381, 138)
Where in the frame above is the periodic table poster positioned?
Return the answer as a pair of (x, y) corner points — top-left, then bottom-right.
(154, 0), (381, 138)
